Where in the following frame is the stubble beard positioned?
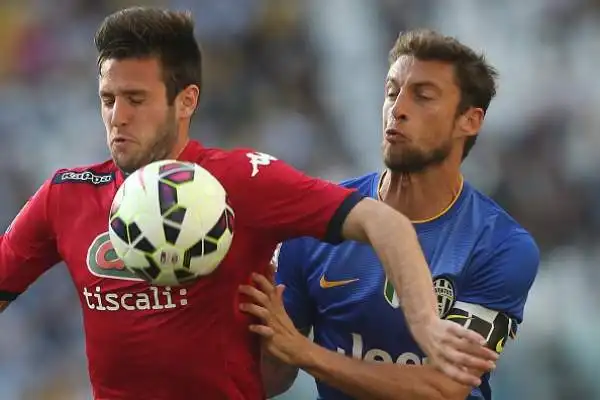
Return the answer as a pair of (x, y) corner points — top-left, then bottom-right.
(383, 139), (452, 174)
(113, 111), (178, 175)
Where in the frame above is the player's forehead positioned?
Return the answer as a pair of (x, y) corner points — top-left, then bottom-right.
(386, 55), (456, 91)
(98, 57), (164, 94)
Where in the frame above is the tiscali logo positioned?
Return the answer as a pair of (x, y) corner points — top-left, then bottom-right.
(82, 285), (188, 312)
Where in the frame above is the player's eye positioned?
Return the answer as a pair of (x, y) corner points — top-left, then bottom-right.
(128, 97), (145, 106)
(386, 88), (398, 98)
(101, 96), (115, 107)
(415, 92), (433, 101)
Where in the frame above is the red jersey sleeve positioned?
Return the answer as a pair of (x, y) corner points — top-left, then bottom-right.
(223, 150), (364, 243)
(0, 177), (61, 301)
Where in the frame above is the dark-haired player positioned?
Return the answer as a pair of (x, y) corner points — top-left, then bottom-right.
(242, 30), (539, 400)
(0, 10), (496, 400)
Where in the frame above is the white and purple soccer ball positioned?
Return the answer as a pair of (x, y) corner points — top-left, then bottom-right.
(108, 160), (234, 286)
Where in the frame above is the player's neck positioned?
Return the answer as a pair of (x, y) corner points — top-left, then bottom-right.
(168, 132), (190, 160)
(378, 163), (463, 223)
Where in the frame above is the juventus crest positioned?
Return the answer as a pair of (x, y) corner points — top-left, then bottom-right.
(384, 276), (456, 318)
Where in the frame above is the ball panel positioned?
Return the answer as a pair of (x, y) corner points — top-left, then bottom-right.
(158, 182), (178, 215)
(127, 222), (142, 243)
(164, 207), (186, 224)
(133, 236), (156, 254)
(110, 217), (129, 244)
(163, 224), (181, 245)
(205, 210), (228, 240)
(174, 268), (197, 282)
(158, 161), (189, 175)
(202, 238), (218, 255)
(143, 256), (162, 280)
(162, 170), (195, 185)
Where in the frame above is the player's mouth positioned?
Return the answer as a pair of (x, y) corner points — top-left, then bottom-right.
(384, 128), (408, 144)
(111, 136), (136, 147)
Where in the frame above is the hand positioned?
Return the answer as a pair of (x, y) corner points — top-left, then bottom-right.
(412, 318), (499, 387)
(239, 273), (311, 366)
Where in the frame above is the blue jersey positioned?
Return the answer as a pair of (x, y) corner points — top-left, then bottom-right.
(275, 172), (539, 400)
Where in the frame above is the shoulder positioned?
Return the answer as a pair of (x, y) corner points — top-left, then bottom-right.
(198, 147), (279, 180)
(49, 159), (117, 187)
(338, 172), (379, 196)
(199, 147), (274, 166)
(459, 184), (540, 316)
(465, 182), (536, 250)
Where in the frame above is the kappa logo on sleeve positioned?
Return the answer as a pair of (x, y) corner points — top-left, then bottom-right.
(246, 152), (277, 177)
(52, 170), (115, 186)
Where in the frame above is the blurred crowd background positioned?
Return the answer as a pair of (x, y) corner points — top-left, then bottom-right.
(1, 0), (599, 399)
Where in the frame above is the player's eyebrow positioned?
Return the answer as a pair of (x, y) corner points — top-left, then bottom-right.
(412, 81), (442, 93)
(99, 89), (148, 97)
(386, 77), (441, 93)
(385, 76), (399, 87)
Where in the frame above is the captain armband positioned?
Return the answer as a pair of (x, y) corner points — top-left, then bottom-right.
(445, 301), (518, 354)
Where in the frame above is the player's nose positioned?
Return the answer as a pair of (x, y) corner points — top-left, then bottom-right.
(390, 92), (410, 122)
(110, 97), (132, 127)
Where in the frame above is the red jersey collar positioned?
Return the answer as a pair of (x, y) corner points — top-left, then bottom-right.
(114, 140), (203, 186)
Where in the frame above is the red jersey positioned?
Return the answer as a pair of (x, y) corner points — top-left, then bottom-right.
(0, 141), (363, 400)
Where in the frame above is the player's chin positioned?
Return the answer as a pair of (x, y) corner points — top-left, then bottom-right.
(112, 154), (144, 175)
(382, 148), (402, 167)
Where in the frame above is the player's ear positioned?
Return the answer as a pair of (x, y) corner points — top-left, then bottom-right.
(176, 84), (200, 119)
(455, 107), (484, 139)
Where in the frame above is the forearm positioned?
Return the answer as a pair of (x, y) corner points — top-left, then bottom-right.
(345, 199), (437, 331)
(372, 212), (436, 329)
(299, 340), (448, 400)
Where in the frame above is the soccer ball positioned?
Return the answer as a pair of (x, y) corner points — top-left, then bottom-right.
(108, 160), (234, 286)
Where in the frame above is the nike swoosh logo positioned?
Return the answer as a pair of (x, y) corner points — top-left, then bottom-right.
(319, 274), (359, 289)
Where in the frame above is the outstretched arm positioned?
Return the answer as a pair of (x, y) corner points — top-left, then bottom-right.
(337, 198), (497, 384)
(289, 339), (469, 400)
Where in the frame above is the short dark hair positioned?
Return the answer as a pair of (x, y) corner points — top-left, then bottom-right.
(95, 7), (202, 105)
(389, 29), (498, 160)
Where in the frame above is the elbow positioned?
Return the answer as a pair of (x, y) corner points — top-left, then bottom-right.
(411, 368), (472, 400)
(261, 360), (299, 398)
(414, 388), (462, 400)
(262, 373), (297, 398)
(432, 383), (473, 400)
(264, 380), (295, 399)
